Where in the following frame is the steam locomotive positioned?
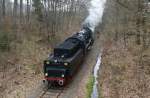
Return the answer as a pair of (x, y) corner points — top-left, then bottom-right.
(43, 27), (94, 86)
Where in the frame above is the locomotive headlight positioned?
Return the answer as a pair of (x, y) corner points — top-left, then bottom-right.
(45, 73), (48, 76)
(64, 63), (68, 66)
(46, 61), (50, 64)
(61, 74), (64, 77)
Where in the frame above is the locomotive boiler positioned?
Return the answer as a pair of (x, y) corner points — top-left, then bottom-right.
(43, 27), (94, 86)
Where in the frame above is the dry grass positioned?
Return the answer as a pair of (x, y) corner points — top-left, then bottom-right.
(98, 39), (150, 98)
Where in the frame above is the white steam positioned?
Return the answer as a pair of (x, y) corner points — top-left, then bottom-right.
(83, 0), (107, 32)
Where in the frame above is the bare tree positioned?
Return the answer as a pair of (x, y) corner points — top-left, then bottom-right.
(13, 0), (18, 33)
(20, 0), (23, 24)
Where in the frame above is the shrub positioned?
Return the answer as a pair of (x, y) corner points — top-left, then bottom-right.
(0, 32), (10, 52)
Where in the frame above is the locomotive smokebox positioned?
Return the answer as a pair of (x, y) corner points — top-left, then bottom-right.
(81, 26), (94, 41)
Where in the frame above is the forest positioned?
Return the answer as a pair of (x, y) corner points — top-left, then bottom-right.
(0, 0), (150, 98)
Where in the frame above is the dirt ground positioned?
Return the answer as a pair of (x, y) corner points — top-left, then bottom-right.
(98, 40), (150, 98)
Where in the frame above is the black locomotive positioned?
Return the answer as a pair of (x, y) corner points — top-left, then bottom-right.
(43, 27), (94, 86)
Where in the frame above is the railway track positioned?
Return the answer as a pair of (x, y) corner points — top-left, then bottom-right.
(39, 85), (65, 98)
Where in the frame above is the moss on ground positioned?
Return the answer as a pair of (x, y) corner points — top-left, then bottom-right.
(86, 75), (95, 98)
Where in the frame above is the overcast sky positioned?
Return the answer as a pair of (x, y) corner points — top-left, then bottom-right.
(10, 0), (28, 4)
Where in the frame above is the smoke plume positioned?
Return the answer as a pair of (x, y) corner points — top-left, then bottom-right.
(83, 0), (106, 32)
